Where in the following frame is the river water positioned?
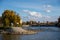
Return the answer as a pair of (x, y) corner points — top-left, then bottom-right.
(0, 26), (60, 40)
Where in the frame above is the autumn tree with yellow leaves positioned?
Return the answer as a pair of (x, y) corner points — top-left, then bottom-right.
(2, 10), (22, 27)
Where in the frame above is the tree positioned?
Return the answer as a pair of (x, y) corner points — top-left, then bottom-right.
(2, 10), (22, 27)
(57, 16), (60, 27)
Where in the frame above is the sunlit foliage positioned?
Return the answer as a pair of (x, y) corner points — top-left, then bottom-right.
(2, 10), (21, 27)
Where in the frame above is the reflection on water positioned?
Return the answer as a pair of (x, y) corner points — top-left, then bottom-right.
(3, 34), (20, 40)
(0, 27), (60, 40)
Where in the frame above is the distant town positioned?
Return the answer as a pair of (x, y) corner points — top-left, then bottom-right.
(22, 16), (60, 27)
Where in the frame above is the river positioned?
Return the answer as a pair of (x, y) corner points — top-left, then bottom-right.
(0, 26), (60, 40)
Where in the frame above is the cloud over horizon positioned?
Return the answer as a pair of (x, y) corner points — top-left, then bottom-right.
(22, 10), (52, 21)
(23, 10), (43, 18)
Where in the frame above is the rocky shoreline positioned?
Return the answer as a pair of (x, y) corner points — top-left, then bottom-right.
(0, 27), (37, 35)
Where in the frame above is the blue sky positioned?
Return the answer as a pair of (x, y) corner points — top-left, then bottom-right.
(0, 0), (60, 22)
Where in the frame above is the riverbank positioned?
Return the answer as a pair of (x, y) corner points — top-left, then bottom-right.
(1, 27), (60, 40)
(0, 27), (37, 35)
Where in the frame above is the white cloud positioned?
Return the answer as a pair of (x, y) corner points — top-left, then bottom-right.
(23, 10), (42, 18)
(23, 10), (52, 21)
(43, 5), (52, 13)
(44, 15), (51, 18)
(46, 9), (51, 13)
(43, 15), (51, 21)
(23, 10), (30, 13)
(47, 5), (52, 8)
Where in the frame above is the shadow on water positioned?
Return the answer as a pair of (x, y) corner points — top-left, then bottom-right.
(3, 34), (21, 40)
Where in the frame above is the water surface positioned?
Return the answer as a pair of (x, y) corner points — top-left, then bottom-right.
(0, 26), (60, 40)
